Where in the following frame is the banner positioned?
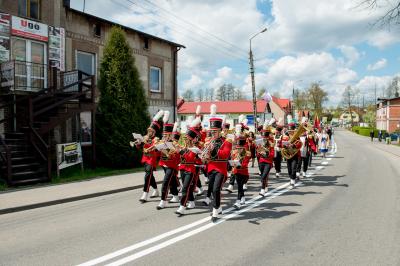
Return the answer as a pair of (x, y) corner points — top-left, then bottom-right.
(49, 26), (65, 71)
(56, 142), (83, 170)
(11, 16), (48, 41)
(202, 114), (226, 129)
(0, 13), (10, 63)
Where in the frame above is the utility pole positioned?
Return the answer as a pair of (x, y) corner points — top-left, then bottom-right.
(249, 47), (257, 132)
(249, 28), (267, 133)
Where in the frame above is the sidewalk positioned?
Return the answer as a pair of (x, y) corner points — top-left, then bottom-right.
(0, 169), (164, 215)
(370, 138), (400, 157)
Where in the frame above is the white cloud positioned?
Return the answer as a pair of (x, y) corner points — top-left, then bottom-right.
(242, 52), (361, 105)
(339, 45), (360, 66)
(209, 66), (233, 89)
(183, 74), (203, 89)
(367, 58), (387, 71)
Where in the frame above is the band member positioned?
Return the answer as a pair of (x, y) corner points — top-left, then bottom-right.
(194, 105), (206, 195)
(201, 104), (233, 222)
(226, 123), (244, 193)
(176, 118), (202, 216)
(171, 122), (182, 198)
(134, 110), (164, 203)
(256, 122), (275, 196)
(274, 118), (284, 178)
(157, 113), (180, 210)
(283, 117), (303, 187)
(231, 137), (251, 209)
(296, 118), (317, 178)
(248, 131), (256, 167)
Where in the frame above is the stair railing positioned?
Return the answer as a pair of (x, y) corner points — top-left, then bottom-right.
(0, 136), (11, 183)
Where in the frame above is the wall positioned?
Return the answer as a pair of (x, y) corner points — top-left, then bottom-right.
(269, 101), (286, 121)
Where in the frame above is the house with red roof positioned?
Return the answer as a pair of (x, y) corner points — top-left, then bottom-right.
(269, 96), (292, 122)
(177, 97), (292, 131)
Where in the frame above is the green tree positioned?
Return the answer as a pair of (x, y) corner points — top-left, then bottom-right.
(182, 89), (195, 101)
(96, 27), (150, 168)
(257, 87), (266, 99)
(307, 83), (328, 117)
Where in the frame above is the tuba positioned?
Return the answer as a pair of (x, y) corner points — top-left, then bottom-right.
(281, 123), (312, 159)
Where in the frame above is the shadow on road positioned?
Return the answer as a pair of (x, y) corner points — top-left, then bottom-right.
(228, 202), (300, 225)
(304, 174), (348, 188)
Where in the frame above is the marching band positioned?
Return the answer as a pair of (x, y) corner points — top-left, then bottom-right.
(131, 106), (330, 222)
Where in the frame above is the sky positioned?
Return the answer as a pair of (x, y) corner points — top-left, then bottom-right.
(71, 0), (400, 106)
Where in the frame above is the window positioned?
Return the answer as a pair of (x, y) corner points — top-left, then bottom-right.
(180, 115), (186, 121)
(18, 0), (41, 20)
(150, 66), (161, 92)
(93, 23), (101, 37)
(76, 51), (95, 75)
(144, 37), (149, 50)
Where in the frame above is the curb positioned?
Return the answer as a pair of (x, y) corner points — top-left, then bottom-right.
(0, 181), (163, 215)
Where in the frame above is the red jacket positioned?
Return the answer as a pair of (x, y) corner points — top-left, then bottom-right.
(138, 138), (160, 168)
(179, 149), (199, 174)
(232, 150), (251, 176)
(159, 144), (180, 170)
(207, 138), (233, 177)
(258, 146), (275, 164)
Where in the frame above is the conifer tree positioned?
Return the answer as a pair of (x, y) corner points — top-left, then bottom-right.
(96, 27), (150, 168)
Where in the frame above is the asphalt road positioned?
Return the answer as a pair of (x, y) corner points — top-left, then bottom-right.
(1, 129), (400, 266)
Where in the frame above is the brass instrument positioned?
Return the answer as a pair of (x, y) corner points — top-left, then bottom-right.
(256, 139), (271, 158)
(200, 138), (223, 162)
(281, 123), (312, 159)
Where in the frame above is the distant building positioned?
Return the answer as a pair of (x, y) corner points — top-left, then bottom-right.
(177, 100), (267, 132)
(376, 97), (400, 133)
(340, 111), (360, 125)
(177, 97), (292, 132)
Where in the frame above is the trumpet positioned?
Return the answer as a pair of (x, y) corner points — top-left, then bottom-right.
(256, 140), (271, 158)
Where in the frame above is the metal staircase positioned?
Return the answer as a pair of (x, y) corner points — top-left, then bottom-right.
(0, 66), (95, 185)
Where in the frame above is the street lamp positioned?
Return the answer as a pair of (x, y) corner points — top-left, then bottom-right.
(249, 27), (267, 133)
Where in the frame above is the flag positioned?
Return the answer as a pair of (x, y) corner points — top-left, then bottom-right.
(314, 114), (320, 130)
(263, 92), (272, 103)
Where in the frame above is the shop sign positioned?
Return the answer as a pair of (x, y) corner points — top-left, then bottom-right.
(49, 26), (65, 71)
(56, 142), (83, 171)
(1, 61), (14, 87)
(11, 16), (48, 41)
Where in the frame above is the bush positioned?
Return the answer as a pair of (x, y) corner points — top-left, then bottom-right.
(96, 27), (150, 168)
(352, 126), (386, 138)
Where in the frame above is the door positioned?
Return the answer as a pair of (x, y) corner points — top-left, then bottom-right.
(11, 38), (47, 91)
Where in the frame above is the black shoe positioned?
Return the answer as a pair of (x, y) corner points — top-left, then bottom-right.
(211, 216), (218, 223)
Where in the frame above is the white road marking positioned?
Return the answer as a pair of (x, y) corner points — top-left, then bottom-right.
(321, 161), (328, 165)
(81, 143), (340, 266)
(105, 183), (299, 266)
(327, 158), (332, 161)
(77, 183), (290, 266)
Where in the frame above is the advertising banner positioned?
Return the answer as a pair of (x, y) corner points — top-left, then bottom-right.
(11, 16), (48, 41)
(49, 26), (65, 71)
(56, 142), (83, 171)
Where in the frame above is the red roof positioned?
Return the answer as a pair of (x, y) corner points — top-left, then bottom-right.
(271, 96), (291, 110)
(177, 100), (267, 114)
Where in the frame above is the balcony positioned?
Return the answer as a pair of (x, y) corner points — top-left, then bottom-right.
(0, 60), (49, 94)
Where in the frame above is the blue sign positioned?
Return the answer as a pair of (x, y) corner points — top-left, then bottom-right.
(246, 115), (254, 125)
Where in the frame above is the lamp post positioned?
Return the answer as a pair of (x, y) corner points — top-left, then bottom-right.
(249, 27), (267, 133)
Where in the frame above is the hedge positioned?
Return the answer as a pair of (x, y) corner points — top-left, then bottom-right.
(352, 126), (386, 138)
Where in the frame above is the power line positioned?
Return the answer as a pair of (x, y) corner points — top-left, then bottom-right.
(140, 0), (249, 56)
(115, 0), (249, 62)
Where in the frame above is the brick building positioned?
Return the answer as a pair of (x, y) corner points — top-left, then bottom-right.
(376, 97), (400, 133)
(0, 0), (184, 184)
